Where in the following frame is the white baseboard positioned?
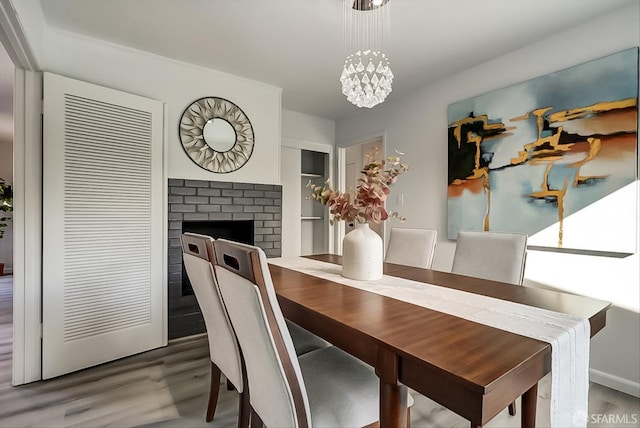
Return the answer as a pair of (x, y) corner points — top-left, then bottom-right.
(590, 368), (640, 398)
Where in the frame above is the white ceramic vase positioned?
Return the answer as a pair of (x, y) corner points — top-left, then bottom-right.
(342, 222), (383, 280)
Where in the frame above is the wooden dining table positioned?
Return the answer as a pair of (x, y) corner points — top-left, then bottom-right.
(268, 254), (611, 428)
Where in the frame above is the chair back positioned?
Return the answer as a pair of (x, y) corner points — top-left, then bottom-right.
(385, 227), (438, 269)
(213, 239), (311, 428)
(180, 233), (243, 392)
(451, 230), (527, 285)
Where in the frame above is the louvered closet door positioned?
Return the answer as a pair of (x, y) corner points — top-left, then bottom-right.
(42, 73), (165, 379)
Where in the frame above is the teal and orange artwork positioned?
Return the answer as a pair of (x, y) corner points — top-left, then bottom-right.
(447, 48), (638, 253)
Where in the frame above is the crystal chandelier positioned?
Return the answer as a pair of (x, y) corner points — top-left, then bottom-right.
(340, 0), (393, 109)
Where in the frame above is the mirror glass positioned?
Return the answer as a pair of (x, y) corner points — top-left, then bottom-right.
(203, 118), (236, 152)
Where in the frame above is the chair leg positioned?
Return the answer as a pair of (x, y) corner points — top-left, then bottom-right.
(508, 400), (516, 416)
(237, 390), (250, 428)
(206, 362), (222, 422)
(250, 407), (264, 428)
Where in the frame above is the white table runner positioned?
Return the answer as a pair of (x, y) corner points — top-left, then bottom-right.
(269, 257), (590, 428)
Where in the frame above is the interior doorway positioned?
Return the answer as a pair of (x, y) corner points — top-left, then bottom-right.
(345, 138), (384, 237)
(0, 2), (42, 385)
(0, 27), (15, 387)
(337, 135), (386, 250)
(0, 39), (12, 274)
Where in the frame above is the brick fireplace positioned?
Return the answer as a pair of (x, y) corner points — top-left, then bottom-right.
(168, 178), (282, 339)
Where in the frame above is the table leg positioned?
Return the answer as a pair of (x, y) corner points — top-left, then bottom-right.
(376, 346), (409, 428)
(522, 383), (538, 428)
(380, 381), (409, 427)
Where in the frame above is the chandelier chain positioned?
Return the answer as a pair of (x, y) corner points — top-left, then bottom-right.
(341, 0), (393, 108)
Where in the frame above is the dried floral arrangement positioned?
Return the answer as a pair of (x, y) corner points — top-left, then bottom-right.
(308, 151), (408, 224)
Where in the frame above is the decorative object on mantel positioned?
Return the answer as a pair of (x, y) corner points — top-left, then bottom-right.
(447, 47), (638, 255)
(179, 97), (254, 173)
(309, 151), (407, 280)
(0, 177), (12, 276)
(340, 0), (394, 108)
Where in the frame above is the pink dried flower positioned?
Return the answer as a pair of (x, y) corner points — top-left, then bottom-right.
(308, 151), (408, 224)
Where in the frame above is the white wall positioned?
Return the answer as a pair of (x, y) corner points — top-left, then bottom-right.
(39, 29), (282, 185)
(282, 109), (336, 145)
(281, 109), (335, 256)
(336, 3), (640, 396)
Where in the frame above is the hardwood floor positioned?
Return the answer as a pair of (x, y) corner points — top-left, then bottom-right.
(0, 276), (638, 427)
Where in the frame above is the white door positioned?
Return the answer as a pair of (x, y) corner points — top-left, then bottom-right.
(42, 73), (165, 379)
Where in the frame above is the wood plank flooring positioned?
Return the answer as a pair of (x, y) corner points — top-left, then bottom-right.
(0, 276), (638, 427)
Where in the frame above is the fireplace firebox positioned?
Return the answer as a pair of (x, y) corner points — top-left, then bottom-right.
(168, 178), (282, 339)
(181, 220), (254, 295)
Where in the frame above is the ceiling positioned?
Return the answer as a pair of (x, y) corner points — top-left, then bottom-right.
(38, 0), (636, 120)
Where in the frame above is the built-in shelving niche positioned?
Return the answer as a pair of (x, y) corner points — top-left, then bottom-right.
(300, 149), (330, 255)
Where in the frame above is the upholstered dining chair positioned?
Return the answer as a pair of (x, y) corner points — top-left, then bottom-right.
(181, 233), (329, 426)
(385, 227), (438, 269)
(451, 230), (528, 285)
(451, 230), (528, 417)
(181, 233), (249, 427)
(212, 239), (412, 428)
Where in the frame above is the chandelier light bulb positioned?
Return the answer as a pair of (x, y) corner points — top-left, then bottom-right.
(340, 50), (394, 108)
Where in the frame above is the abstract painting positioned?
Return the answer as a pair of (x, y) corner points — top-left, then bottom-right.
(448, 48), (638, 254)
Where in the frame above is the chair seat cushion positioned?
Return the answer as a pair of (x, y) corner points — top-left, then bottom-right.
(287, 320), (330, 356)
(299, 346), (413, 428)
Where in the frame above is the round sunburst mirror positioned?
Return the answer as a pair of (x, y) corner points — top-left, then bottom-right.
(179, 97), (255, 173)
